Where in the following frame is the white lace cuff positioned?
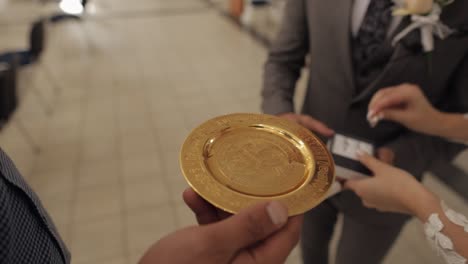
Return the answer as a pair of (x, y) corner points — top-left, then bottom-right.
(424, 202), (467, 264)
(442, 201), (468, 233)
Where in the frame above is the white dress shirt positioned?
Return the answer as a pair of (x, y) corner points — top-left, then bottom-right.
(352, 0), (402, 37)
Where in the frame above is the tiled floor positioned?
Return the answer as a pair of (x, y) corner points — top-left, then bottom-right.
(0, 1), (466, 263)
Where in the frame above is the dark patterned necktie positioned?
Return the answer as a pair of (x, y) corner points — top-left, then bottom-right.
(353, 0), (394, 77)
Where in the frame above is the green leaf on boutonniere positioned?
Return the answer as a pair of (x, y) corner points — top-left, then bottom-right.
(435, 0), (455, 7)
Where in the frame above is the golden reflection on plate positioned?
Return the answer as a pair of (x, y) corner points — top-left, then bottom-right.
(180, 113), (335, 216)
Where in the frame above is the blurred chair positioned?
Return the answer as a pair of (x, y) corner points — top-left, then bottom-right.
(0, 19), (49, 154)
(0, 58), (40, 153)
(0, 19), (45, 66)
(1, 19), (54, 112)
(0, 62), (18, 125)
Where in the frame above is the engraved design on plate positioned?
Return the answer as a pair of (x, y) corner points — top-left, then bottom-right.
(204, 127), (308, 197)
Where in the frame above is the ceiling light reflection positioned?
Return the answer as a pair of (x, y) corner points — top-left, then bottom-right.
(59, 0), (84, 15)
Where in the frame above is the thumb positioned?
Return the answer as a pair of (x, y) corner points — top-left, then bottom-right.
(377, 147), (395, 165)
(208, 201), (288, 251)
(300, 116), (335, 137)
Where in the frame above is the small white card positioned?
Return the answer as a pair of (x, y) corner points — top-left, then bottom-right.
(331, 134), (374, 160)
(327, 134), (375, 179)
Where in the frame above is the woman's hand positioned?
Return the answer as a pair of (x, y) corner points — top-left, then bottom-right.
(367, 84), (444, 135)
(344, 152), (437, 216)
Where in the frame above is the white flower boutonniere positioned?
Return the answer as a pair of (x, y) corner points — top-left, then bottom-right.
(392, 0), (456, 52)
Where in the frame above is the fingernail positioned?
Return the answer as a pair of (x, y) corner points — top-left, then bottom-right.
(369, 116), (380, 128)
(367, 110), (375, 120)
(356, 149), (365, 157)
(370, 114), (384, 128)
(267, 201), (288, 226)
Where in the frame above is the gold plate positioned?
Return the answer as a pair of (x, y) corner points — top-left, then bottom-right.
(180, 113), (335, 216)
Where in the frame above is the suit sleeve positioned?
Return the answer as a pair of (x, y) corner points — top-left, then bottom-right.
(261, 0), (309, 115)
(385, 55), (468, 178)
(445, 54), (468, 113)
(385, 133), (465, 178)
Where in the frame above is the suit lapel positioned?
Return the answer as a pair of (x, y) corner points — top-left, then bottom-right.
(310, 0), (355, 94)
(335, 0), (355, 94)
(352, 17), (413, 103)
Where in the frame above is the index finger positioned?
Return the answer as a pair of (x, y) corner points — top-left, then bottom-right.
(357, 151), (388, 173)
(369, 86), (413, 114)
(183, 188), (220, 225)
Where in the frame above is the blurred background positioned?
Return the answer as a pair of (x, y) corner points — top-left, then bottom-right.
(0, 0), (466, 263)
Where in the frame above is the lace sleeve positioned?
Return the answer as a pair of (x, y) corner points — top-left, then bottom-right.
(424, 201), (468, 264)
